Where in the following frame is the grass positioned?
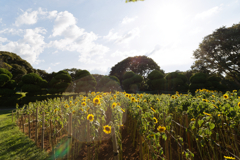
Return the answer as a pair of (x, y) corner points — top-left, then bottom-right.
(0, 109), (50, 160)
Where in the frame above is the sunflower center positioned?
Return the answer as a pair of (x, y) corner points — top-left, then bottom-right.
(89, 116), (93, 120)
(105, 127), (110, 131)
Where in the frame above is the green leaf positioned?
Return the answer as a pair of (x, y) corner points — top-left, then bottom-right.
(198, 119), (204, 127)
(209, 122), (215, 130)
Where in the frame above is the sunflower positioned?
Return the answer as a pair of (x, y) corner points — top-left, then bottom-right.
(75, 102), (77, 105)
(143, 99), (147, 102)
(233, 90), (237, 93)
(93, 97), (101, 105)
(223, 94), (228, 99)
(72, 110), (75, 114)
(139, 94), (143, 98)
(153, 117), (158, 123)
(87, 99), (90, 102)
(191, 118), (195, 121)
(103, 125), (111, 134)
(131, 97), (135, 102)
(112, 102), (117, 109)
(65, 104), (69, 108)
(54, 109), (57, 113)
(157, 126), (166, 133)
(70, 101), (72, 104)
(82, 102), (86, 106)
(213, 105), (218, 109)
(137, 105), (141, 108)
(117, 102), (120, 106)
(238, 102), (240, 108)
(171, 95), (175, 99)
(125, 94), (129, 98)
(87, 114), (94, 122)
(116, 92), (119, 95)
(82, 99), (86, 102)
(211, 100), (215, 103)
(110, 97), (113, 100)
(121, 108), (125, 112)
(79, 108), (83, 111)
(113, 95), (117, 98)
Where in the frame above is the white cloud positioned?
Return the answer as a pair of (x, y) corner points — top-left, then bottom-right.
(195, 6), (221, 19)
(0, 37), (8, 43)
(121, 16), (138, 24)
(47, 11), (110, 64)
(50, 62), (60, 66)
(0, 27), (46, 64)
(111, 49), (146, 58)
(14, 8), (58, 26)
(51, 11), (77, 37)
(189, 27), (202, 35)
(104, 28), (140, 44)
(34, 59), (45, 65)
(0, 28), (24, 35)
(0, 18), (2, 23)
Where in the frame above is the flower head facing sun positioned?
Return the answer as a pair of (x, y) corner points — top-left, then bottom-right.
(157, 126), (166, 133)
(103, 125), (111, 134)
(112, 102), (117, 109)
(87, 114), (94, 122)
(223, 94), (228, 99)
(153, 117), (158, 123)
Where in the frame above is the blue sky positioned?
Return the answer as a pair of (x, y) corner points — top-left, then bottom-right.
(0, 0), (240, 75)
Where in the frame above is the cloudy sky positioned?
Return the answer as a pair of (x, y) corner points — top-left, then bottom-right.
(0, 0), (240, 75)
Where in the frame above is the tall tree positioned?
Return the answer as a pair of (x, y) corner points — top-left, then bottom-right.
(0, 68), (16, 96)
(122, 71), (143, 93)
(192, 23), (240, 87)
(75, 70), (97, 94)
(109, 55), (163, 85)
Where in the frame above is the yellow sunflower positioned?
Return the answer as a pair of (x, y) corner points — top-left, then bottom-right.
(151, 107), (156, 112)
(93, 97), (101, 105)
(54, 109), (57, 113)
(117, 102), (120, 106)
(223, 94), (228, 99)
(125, 94), (129, 98)
(121, 108), (125, 112)
(191, 118), (195, 121)
(157, 126), (166, 133)
(238, 102), (240, 108)
(87, 114), (94, 122)
(112, 102), (117, 109)
(131, 97), (135, 102)
(82, 102), (86, 106)
(103, 125), (111, 134)
(72, 110), (75, 114)
(65, 104), (69, 108)
(153, 117), (158, 123)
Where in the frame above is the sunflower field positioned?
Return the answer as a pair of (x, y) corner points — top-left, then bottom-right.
(14, 89), (240, 160)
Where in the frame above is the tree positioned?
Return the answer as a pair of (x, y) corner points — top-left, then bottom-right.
(205, 75), (226, 91)
(122, 71), (143, 93)
(96, 76), (122, 92)
(192, 23), (240, 87)
(163, 72), (188, 92)
(189, 72), (208, 93)
(0, 68), (16, 96)
(0, 51), (35, 83)
(109, 55), (163, 85)
(74, 70), (97, 94)
(21, 73), (48, 96)
(48, 70), (72, 95)
(147, 70), (166, 93)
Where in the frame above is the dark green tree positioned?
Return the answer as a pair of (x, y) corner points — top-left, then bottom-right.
(192, 23), (240, 87)
(109, 55), (163, 86)
(97, 76), (122, 92)
(48, 70), (72, 95)
(74, 70), (97, 94)
(163, 72), (188, 92)
(189, 72), (208, 93)
(147, 70), (166, 93)
(122, 71), (143, 93)
(0, 68), (17, 96)
(21, 73), (48, 96)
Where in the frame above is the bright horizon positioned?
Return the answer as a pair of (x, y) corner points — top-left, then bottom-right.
(0, 0), (240, 75)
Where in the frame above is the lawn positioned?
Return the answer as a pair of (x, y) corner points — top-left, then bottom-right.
(0, 109), (50, 160)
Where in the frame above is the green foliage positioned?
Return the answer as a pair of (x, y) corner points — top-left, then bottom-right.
(0, 88), (15, 97)
(22, 73), (42, 84)
(0, 68), (13, 79)
(0, 74), (11, 87)
(109, 55), (163, 84)
(74, 70), (96, 93)
(147, 70), (165, 91)
(122, 71), (143, 92)
(163, 72), (188, 91)
(97, 76), (121, 92)
(192, 23), (240, 87)
(49, 70), (72, 94)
